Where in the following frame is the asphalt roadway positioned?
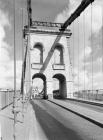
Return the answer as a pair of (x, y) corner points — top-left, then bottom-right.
(65, 99), (103, 113)
(30, 99), (103, 140)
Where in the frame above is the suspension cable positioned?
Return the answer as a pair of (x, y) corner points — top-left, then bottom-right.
(13, 0), (16, 139)
(102, 7), (103, 73)
(78, 17), (80, 92)
(73, 21), (75, 92)
(67, 33), (72, 96)
(27, 0), (32, 100)
(21, 8), (25, 119)
(102, 6), (103, 90)
(91, 3), (93, 93)
(83, 11), (86, 91)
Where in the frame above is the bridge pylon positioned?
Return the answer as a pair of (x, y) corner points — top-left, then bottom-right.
(24, 22), (73, 99)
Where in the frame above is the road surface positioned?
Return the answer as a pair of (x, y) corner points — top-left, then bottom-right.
(65, 99), (103, 113)
(30, 99), (103, 140)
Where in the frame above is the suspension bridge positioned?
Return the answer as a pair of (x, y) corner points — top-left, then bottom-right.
(0, 0), (103, 139)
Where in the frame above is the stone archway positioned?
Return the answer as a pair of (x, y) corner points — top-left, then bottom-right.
(32, 73), (47, 99)
(53, 74), (67, 99)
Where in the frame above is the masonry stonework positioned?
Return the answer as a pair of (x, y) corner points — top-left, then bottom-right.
(27, 28), (73, 98)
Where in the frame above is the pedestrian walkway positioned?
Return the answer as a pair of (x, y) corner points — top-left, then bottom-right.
(67, 97), (103, 106)
(0, 99), (48, 140)
(48, 99), (103, 128)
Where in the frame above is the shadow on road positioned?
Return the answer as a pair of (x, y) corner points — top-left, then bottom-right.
(30, 100), (82, 140)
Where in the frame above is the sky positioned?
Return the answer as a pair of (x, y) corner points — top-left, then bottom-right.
(0, 0), (103, 91)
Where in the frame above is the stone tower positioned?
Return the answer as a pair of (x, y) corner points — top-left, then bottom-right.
(24, 22), (73, 99)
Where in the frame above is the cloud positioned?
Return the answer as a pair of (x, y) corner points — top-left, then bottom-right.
(55, 0), (103, 91)
(73, 68), (89, 89)
(55, 0), (81, 23)
(55, 0), (102, 31)
(0, 9), (22, 89)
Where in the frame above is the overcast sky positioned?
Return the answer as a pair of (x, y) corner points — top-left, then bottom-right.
(0, 0), (103, 91)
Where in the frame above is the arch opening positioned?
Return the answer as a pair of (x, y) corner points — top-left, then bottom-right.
(32, 73), (47, 99)
(54, 44), (64, 65)
(33, 43), (43, 64)
(53, 74), (67, 99)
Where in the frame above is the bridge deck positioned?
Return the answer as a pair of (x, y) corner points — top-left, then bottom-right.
(0, 98), (103, 140)
(48, 99), (103, 127)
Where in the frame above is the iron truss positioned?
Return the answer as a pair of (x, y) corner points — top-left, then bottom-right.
(31, 21), (63, 28)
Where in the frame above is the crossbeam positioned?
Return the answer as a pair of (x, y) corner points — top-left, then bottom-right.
(31, 21), (63, 28)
